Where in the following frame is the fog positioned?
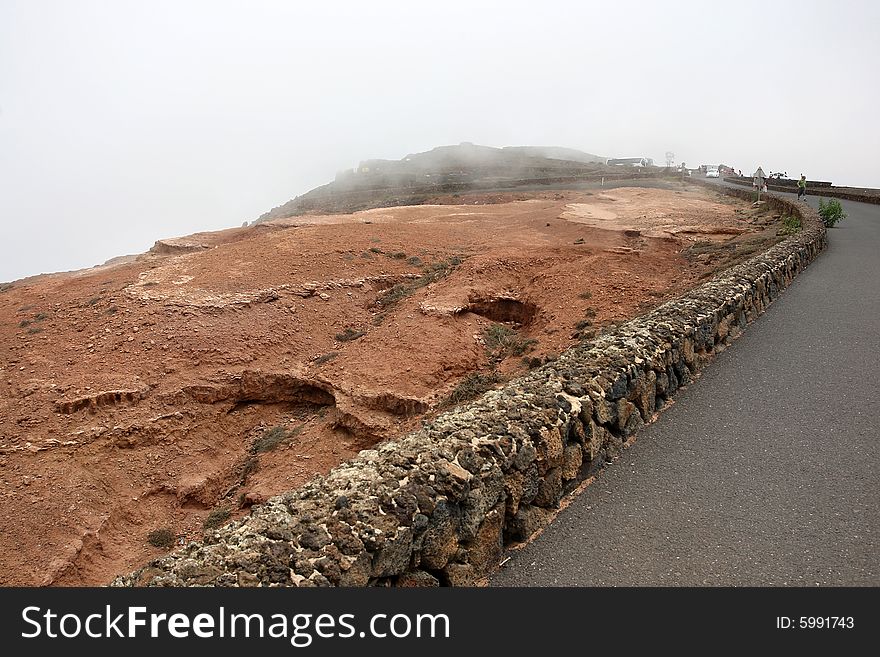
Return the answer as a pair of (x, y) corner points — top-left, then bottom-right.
(1, 0), (878, 283)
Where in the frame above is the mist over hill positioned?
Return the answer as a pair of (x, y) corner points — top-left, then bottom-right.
(255, 143), (610, 221)
(501, 146), (605, 164)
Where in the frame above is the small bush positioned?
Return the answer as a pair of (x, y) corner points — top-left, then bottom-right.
(147, 528), (175, 548)
(0, 283), (13, 293)
(27, 327), (43, 335)
(406, 256), (423, 266)
(335, 327), (365, 342)
(313, 352), (338, 365)
(238, 456), (259, 481)
(389, 251), (407, 260)
(578, 291), (592, 300)
(447, 372), (499, 405)
(34, 312), (49, 321)
(575, 319), (592, 330)
(87, 297), (101, 306)
(482, 324), (537, 362)
(368, 247), (383, 254)
(203, 509), (231, 530)
(779, 215), (801, 235)
(106, 306), (119, 315)
(19, 320), (31, 328)
(378, 283), (412, 307)
(818, 198), (846, 227)
(251, 425), (300, 454)
(376, 256), (466, 310)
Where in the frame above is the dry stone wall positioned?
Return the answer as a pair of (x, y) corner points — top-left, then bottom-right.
(115, 188), (826, 588)
(724, 176), (880, 205)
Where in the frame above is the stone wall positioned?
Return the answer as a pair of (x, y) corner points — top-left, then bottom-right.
(115, 188), (826, 588)
(724, 176), (880, 204)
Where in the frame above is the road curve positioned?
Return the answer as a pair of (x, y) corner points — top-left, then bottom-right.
(492, 190), (879, 586)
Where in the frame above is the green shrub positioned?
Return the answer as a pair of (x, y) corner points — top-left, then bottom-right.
(238, 456), (259, 480)
(447, 372), (499, 405)
(251, 425), (300, 453)
(147, 528), (175, 548)
(779, 215), (801, 235)
(335, 327), (365, 342)
(203, 509), (231, 530)
(376, 256), (466, 309)
(313, 352), (338, 365)
(378, 283), (412, 307)
(818, 198), (846, 227)
(482, 324), (537, 362)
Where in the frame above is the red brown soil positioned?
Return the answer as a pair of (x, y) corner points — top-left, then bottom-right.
(0, 184), (781, 585)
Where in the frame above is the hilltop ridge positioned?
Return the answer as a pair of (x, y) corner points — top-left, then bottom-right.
(255, 143), (609, 222)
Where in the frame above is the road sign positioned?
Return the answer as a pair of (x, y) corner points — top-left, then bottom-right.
(753, 167), (765, 201)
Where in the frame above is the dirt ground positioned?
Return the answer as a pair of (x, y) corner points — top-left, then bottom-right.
(0, 183), (785, 585)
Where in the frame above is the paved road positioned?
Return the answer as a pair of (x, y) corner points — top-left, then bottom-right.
(492, 190), (879, 586)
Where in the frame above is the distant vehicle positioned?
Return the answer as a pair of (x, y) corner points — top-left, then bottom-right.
(705, 166), (720, 178)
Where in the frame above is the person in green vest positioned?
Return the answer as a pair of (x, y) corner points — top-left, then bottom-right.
(797, 174), (807, 201)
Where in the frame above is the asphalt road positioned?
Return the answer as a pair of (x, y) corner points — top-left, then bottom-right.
(492, 189), (879, 586)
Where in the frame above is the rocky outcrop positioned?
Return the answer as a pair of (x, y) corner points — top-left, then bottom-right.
(125, 274), (421, 308)
(149, 238), (212, 255)
(169, 371), (336, 407)
(55, 386), (149, 414)
(114, 189), (825, 587)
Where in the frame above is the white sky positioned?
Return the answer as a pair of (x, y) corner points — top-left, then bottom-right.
(1, 0), (878, 283)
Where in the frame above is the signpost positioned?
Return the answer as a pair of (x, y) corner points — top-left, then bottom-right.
(753, 167), (766, 202)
